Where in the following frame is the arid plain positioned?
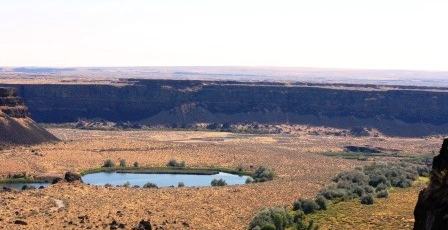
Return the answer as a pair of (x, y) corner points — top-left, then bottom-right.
(0, 127), (440, 229)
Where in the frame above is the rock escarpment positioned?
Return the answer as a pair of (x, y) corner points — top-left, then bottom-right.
(4, 79), (448, 136)
(414, 139), (448, 230)
(0, 87), (58, 145)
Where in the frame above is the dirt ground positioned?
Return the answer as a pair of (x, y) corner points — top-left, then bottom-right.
(0, 129), (441, 229)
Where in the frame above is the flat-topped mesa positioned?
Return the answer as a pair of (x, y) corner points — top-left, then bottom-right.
(0, 87), (29, 118)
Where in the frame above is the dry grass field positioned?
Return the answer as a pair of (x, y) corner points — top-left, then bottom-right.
(0, 128), (441, 229)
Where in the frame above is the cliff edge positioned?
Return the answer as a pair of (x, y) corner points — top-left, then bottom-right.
(414, 139), (448, 229)
(0, 87), (58, 146)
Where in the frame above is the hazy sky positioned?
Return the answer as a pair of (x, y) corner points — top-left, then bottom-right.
(0, 0), (447, 70)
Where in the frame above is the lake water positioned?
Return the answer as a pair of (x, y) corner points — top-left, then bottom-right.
(82, 172), (251, 187)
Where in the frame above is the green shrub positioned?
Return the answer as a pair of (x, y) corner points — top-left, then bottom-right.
(260, 224), (276, 230)
(417, 166), (431, 177)
(393, 178), (412, 188)
(369, 175), (387, 187)
(119, 159), (126, 167)
(246, 177), (254, 184)
(253, 167), (274, 182)
(296, 220), (318, 230)
(211, 178), (227, 186)
(123, 181), (130, 188)
(319, 187), (349, 200)
(178, 182), (185, 187)
(376, 190), (389, 198)
(360, 194), (374, 205)
(166, 159), (186, 168)
(351, 185), (365, 197)
(363, 185), (375, 194)
(293, 199), (319, 214)
(375, 183), (388, 192)
(143, 182), (158, 189)
(103, 159), (115, 168)
(133, 162), (139, 167)
(333, 170), (369, 185)
(248, 207), (293, 230)
(315, 196), (329, 210)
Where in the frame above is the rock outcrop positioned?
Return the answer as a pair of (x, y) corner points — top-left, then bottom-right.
(0, 87), (58, 145)
(133, 220), (152, 230)
(414, 139), (448, 230)
(64, 172), (82, 183)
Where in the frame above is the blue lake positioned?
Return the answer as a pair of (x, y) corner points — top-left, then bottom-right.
(82, 172), (251, 187)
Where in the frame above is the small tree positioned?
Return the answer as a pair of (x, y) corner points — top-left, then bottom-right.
(293, 199), (319, 214)
(315, 195), (329, 210)
(133, 161), (139, 167)
(166, 159), (186, 168)
(211, 178), (227, 186)
(376, 190), (389, 198)
(103, 159), (115, 168)
(143, 182), (158, 189)
(119, 159), (127, 167)
(360, 194), (374, 205)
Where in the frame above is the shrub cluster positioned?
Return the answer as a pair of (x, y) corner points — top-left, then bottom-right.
(318, 162), (426, 206)
(211, 178), (227, 186)
(248, 207), (317, 230)
(249, 160), (430, 229)
(292, 195), (331, 215)
(252, 167), (274, 182)
(143, 182), (158, 189)
(166, 159), (186, 168)
(103, 159), (115, 168)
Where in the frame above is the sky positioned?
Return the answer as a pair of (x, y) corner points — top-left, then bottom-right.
(0, 0), (447, 70)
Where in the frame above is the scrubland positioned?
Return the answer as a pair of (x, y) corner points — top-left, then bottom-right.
(0, 128), (439, 229)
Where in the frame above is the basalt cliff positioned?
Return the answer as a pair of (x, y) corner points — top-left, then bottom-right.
(3, 79), (448, 136)
(0, 87), (58, 146)
(414, 139), (448, 230)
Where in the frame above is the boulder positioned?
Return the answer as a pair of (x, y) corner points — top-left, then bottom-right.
(133, 220), (152, 230)
(64, 172), (82, 183)
(414, 138), (448, 230)
(14, 220), (28, 225)
(52, 177), (63, 184)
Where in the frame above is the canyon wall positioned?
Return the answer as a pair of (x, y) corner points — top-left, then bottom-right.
(3, 79), (448, 136)
(0, 87), (58, 146)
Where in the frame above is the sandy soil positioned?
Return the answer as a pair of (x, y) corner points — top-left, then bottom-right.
(0, 129), (441, 229)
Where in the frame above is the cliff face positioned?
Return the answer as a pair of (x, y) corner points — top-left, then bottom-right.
(414, 139), (448, 230)
(0, 87), (29, 118)
(0, 87), (58, 146)
(4, 79), (448, 136)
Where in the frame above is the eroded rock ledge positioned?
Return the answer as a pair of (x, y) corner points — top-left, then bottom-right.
(0, 87), (58, 145)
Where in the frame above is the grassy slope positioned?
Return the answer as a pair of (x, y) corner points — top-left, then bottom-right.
(308, 178), (428, 230)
